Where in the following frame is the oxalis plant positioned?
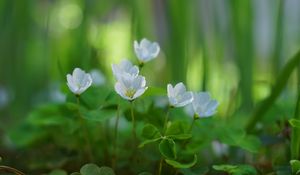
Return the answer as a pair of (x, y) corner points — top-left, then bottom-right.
(6, 38), (264, 175)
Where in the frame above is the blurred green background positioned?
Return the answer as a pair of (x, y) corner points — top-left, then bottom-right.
(1, 0), (300, 169)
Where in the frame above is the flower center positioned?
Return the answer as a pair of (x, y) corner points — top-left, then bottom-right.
(125, 89), (136, 98)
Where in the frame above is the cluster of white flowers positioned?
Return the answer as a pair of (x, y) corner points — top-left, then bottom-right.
(66, 38), (218, 118)
(112, 59), (148, 101)
(111, 38), (160, 101)
(167, 83), (218, 118)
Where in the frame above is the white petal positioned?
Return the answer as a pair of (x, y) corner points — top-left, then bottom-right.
(140, 38), (151, 48)
(149, 42), (160, 58)
(174, 82), (186, 95)
(133, 87), (147, 99)
(67, 74), (78, 93)
(167, 84), (174, 98)
(207, 100), (219, 111)
(73, 68), (85, 81)
(176, 92), (193, 107)
(195, 92), (211, 106)
(132, 76), (146, 89)
(115, 82), (131, 100)
(168, 97), (177, 106)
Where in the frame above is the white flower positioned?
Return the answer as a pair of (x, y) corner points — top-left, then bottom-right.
(134, 38), (160, 63)
(90, 69), (105, 86)
(66, 68), (92, 95)
(192, 92), (218, 118)
(115, 74), (148, 101)
(167, 82), (193, 107)
(111, 59), (139, 80)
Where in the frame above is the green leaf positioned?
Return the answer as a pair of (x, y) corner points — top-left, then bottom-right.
(80, 164), (101, 175)
(141, 124), (161, 139)
(165, 154), (197, 169)
(165, 121), (191, 140)
(139, 137), (162, 148)
(49, 169), (68, 175)
(238, 135), (261, 153)
(98, 166), (116, 175)
(290, 119), (300, 129)
(81, 109), (116, 122)
(213, 165), (238, 171)
(213, 164), (257, 175)
(28, 104), (73, 126)
(159, 138), (177, 159)
(219, 128), (261, 153)
(290, 160), (300, 175)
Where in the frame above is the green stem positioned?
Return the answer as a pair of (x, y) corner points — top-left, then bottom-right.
(158, 158), (163, 175)
(246, 50), (300, 132)
(112, 102), (120, 169)
(130, 101), (137, 143)
(163, 107), (171, 133)
(76, 95), (94, 162)
(291, 65), (300, 159)
(188, 118), (196, 133)
(158, 107), (171, 175)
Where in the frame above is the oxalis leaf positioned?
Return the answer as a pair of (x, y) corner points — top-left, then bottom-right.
(139, 137), (161, 148)
(290, 160), (300, 175)
(165, 154), (197, 169)
(98, 166), (116, 175)
(80, 164), (115, 175)
(219, 128), (261, 153)
(141, 124), (161, 139)
(165, 121), (189, 136)
(80, 164), (101, 175)
(139, 124), (162, 148)
(289, 119), (300, 129)
(159, 138), (177, 159)
(165, 121), (191, 140)
(213, 164), (257, 175)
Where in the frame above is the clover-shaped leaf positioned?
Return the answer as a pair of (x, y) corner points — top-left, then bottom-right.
(290, 119), (300, 129)
(213, 164), (257, 175)
(165, 154), (197, 169)
(290, 160), (300, 175)
(159, 138), (177, 159)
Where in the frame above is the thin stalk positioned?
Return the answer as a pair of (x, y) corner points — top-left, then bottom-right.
(188, 118), (196, 133)
(130, 101), (137, 143)
(112, 102), (120, 169)
(183, 117), (197, 147)
(158, 107), (171, 175)
(76, 95), (94, 162)
(158, 158), (163, 175)
(0, 166), (25, 175)
(291, 89), (300, 159)
(163, 107), (171, 133)
(291, 65), (300, 159)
